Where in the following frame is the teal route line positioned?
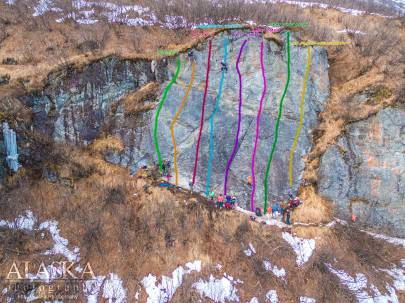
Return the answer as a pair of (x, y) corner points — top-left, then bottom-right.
(263, 31), (291, 214)
(153, 57), (181, 172)
(205, 37), (229, 196)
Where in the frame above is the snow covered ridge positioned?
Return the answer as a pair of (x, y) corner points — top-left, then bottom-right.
(245, 0), (394, 17)
(3, 0), (395, 29)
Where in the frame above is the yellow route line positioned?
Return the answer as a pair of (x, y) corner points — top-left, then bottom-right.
(292, 41), (349, 46)
(170, 62), (196, 185)
(289, 47), (311, 187)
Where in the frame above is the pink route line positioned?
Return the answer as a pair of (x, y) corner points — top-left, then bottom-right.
(224, 39), (248, 195)
(192, 40), (212, 185)
(250, 41), (267, 211)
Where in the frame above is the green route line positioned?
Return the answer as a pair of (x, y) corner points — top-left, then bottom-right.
(153, 57), (181, 172)
(289, 47), (311, 187)
(263, 31), (291, 214)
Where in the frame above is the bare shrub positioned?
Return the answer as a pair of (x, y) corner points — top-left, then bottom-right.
(104, 185), (126, 204)
(398, 82), (405, 105)
(352, 20), (401, 59)
(82, 220), (104, 257)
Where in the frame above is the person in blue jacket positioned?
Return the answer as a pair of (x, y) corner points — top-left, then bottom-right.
(272, 202), (280, 219)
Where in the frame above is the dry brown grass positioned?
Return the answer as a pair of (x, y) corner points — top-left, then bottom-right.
(118, 81), (160, 116)
(293, 186), (334, 224)
(0, 143), (404, 302)
(90, 135), (125, 155)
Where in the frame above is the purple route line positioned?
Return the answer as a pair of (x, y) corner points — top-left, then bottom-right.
(224, 39), (248, 195)
(250, 41), (267, 212)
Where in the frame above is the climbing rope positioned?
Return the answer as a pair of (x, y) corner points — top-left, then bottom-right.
(264, 31), (291, 214)
(170, 62), (196, 186)
(224, 39), (248, 196)
(289, 47), (311, 187)
(192, 40), (212, 185)
(205, 37), (229, 196)
(250, 40), (267, 212)
(153, 57), (181, 172)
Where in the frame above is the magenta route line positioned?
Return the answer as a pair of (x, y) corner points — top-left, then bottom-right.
(250, 41), (267, 211)
(224, 39), (248, 195)
(192, 40), (212, 185)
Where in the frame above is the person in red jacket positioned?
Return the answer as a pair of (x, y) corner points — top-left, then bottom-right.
(217, 194), (225, 209)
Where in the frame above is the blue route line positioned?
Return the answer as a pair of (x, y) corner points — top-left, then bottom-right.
(205, 37), (229, 196)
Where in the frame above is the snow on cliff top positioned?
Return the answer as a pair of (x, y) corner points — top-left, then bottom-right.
(3, 0), (398, 29)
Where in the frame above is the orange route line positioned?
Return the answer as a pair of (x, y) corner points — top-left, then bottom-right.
(170, 62), (196, 185)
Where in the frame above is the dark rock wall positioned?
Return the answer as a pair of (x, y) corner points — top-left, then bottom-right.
(23, 57), (159, 144)
(319, 108), (405, 236)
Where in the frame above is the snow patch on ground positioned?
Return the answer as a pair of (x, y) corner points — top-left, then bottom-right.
(381, 265), (405, 292)
(244, 243), (256, 256)
(33, 0), (62, 17)
(39, 220), (80, 262)
(0, 210), (36, 230)
(326, 263), (400, 302)
(263, 217), (288, 228)
(282, 233), (315, 266)
(193, 273), (242, 303)
(263, 259), (286, 280)
(337, 29), (366, 34)
(103, 273), (127, 303)
(266, 290), (278, 303)
(300, 297), (316, 303)
(0, 211), (127, 303)
(0, 211), (79, 262)
(83, 274), (127, 303)
(334, 218), (348, 225)
(142, 260), (202, 303)
(363, 231), (405, 248)
(248, 297), (259, 303)
(83, 276), (105, 303)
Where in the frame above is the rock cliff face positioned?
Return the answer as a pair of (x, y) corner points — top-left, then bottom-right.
(22, 31), (331, 208)
(150, 32), (330, 208)
(23, 57), (161, 144)
(319, 108), (405, 237)
(13, 31), (404, 235)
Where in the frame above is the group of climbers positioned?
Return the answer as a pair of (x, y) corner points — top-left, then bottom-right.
(252, 193), (302, 225)
(215, 194), (237, 209)
(139, 163), (304, 225)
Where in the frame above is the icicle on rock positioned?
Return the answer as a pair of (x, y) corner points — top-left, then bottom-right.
(2, 122), (20, 172)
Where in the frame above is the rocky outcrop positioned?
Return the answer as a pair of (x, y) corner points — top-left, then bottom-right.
(23, 57), (164, 144)
(319, 108), (405, 237)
